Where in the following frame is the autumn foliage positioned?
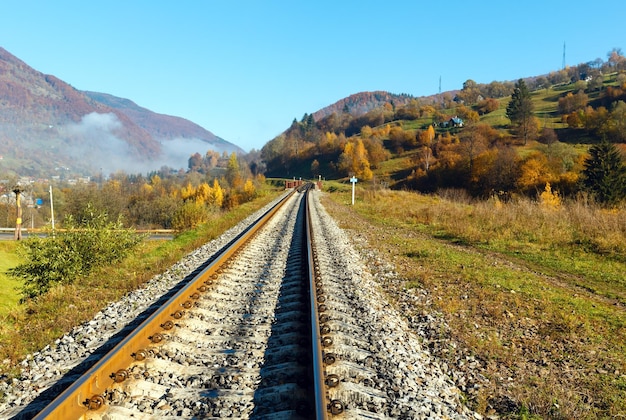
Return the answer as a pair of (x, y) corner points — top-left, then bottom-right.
(338, 140), (373, 180)
(260, 51), (626, 206)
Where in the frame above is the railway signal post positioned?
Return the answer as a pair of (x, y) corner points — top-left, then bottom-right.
(350, 176), (357, 205)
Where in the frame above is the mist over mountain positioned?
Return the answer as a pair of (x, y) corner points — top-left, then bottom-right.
(0, 47), (242, 178)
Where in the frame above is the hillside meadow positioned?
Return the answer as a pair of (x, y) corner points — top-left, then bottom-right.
(322, 181), (625, 419)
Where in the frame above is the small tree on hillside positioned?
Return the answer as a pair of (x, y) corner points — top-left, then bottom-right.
(581, 140), (626, 205)
(506, 79), (535, 144)
(226, 152), (242, 188)
(210, 179), (224, 208)
(338, 140), (373, 180)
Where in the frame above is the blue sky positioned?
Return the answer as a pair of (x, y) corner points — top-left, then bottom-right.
(2, 1), (625, 152)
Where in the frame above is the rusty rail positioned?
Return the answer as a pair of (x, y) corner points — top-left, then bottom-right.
(32, 189), (299, 420)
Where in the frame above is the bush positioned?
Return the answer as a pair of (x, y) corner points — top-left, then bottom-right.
(8, 205), (145, 300)
(171, 200), (208, 230)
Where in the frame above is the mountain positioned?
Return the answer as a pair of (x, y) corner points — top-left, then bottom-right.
(311, 91), (416, 120)
(0, 47), (242, 178)
(82, 91), (238, 152)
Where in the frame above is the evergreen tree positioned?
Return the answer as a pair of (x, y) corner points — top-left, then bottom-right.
(506, 79), (534, 144)
(581, 140), (626, 205)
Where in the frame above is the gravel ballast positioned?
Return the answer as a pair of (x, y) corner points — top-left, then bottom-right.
(0, 190), (479, 419)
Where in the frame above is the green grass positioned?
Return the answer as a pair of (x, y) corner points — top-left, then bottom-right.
(0, 242), (22, 314)
(376, 152), (416, 173)
(396, 118), (432, 130)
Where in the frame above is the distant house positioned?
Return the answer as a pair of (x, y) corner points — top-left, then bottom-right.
(450, 116), (464, 127)
(439, 116), (464, 128)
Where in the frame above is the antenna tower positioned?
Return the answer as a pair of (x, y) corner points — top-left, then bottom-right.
(562, 41), (566, 69)
(438, 76), (442, 106)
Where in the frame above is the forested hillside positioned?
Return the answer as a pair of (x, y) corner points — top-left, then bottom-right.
(262, 48), (626, 204)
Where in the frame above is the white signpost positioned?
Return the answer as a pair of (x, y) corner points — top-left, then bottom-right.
(350, 176), (358, 205)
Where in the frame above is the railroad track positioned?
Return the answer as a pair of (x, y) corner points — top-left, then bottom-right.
(6, 185), (474, 420)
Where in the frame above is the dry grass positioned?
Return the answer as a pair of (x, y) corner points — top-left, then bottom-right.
(323, 186), (626, 419)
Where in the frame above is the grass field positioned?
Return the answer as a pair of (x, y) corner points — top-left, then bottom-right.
(322, 184), (626, 419)
(0, 242), (22, 314)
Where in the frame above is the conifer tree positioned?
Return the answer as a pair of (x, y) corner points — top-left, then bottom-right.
(581, 140), (626, 205)
(506, 79), (534, 144)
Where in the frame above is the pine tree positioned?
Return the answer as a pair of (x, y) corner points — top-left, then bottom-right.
(581, 140), (626, 205)
(506, 79), (534, 144)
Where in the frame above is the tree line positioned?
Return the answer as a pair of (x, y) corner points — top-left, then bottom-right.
(0, 152), (266, 232)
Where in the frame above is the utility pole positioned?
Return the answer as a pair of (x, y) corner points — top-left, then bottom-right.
(49, 185), (55, 232)
(439, 75), (442, 107)
(13, 187), (22, 240)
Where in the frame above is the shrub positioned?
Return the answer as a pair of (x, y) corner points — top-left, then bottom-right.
(171, 200), (208, 230)
(8, 205), (144, 300)
(539, 182), (561, 210)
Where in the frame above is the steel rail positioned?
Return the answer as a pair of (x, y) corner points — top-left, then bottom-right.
(32, 189), (297, 420)
(305, 185), (330, 420)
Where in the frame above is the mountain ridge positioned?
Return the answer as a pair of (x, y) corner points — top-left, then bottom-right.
(0, 47), (242, 177)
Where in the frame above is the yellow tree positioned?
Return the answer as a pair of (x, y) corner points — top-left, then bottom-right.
(180, 183), (195, 202)
(243, 179), (256, 201)
(418, 125), (436, 172)
(361, 137), (389, 169)
(210, 179), (224, 208)
(517, 152), (555, 193)
(140, 183), (153, 198)
(539, 182), (561, 210)
(321, 131), (337, 152)
(338, 142), (355, 174)
(420, 105), (436, 117)
(355, 139), (373, 179)
(150, 174), (166, 197)
(195, 182), (211, 205)
(418, 125), (435, 146)
(457, 105), (480, 124)
(360, 125), (373, 138)
(339, 140), (373, 180)
(226, 152), (242, 188)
